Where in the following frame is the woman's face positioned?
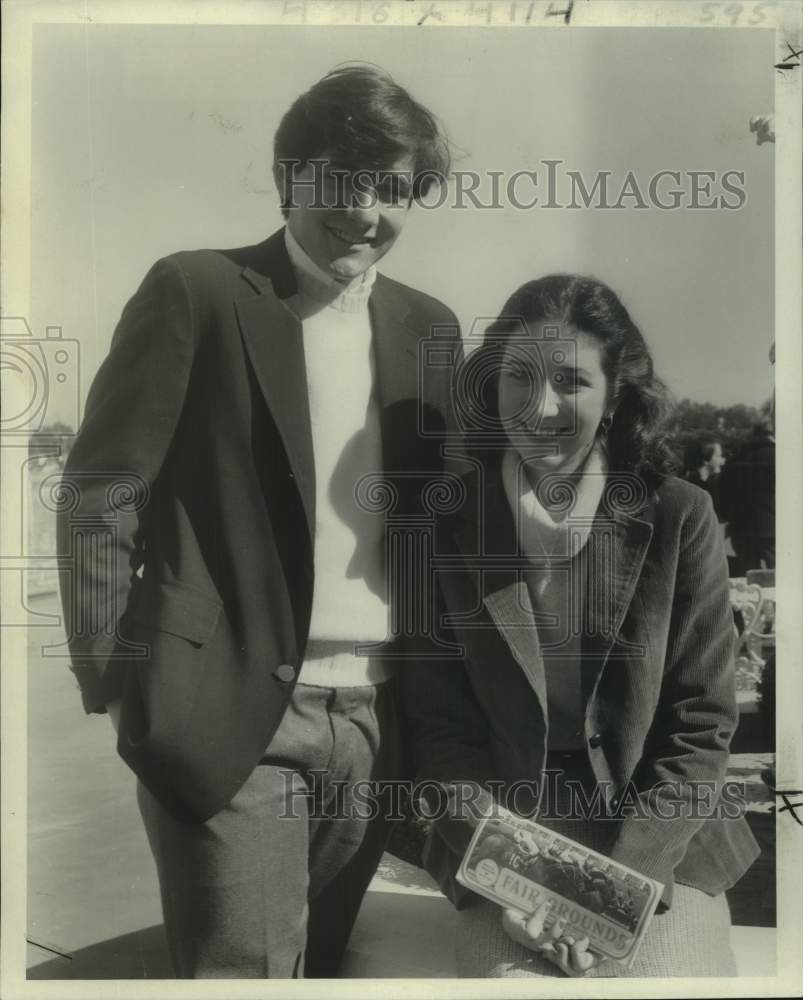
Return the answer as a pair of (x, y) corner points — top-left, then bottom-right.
(497, 325), (610, 475)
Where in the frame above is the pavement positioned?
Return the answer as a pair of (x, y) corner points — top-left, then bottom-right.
(23, 593), (777, 980)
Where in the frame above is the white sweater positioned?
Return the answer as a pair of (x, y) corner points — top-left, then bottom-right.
(284, 229), (393, 685)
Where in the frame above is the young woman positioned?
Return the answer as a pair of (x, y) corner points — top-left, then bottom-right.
(402, 275), (760, 978)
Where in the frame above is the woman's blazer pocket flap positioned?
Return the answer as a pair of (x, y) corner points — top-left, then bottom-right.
(132, 582), (223, 645)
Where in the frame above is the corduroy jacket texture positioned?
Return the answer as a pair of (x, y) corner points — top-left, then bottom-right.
(401, 461), (761, 909)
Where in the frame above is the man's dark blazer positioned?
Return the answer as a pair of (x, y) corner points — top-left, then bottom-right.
(58, 228), (461, 823)
(401, 462), (761, 909)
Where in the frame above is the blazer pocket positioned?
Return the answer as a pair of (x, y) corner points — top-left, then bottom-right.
(132, 580), (223, 645)
(125, 582), (224, 750)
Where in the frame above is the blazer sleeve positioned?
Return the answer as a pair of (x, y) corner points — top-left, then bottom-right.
(402, 649), (497, 790)
(608, 489), (739, 906)
(57, 256), (196, 714)
(401, 588), (500, 903)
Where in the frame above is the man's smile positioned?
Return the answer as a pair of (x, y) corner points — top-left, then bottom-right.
(326, 225), (373, 247)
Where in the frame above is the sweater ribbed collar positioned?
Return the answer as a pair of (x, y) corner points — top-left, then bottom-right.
(284, 227), (376, 315)
(501, 441), (608, 569)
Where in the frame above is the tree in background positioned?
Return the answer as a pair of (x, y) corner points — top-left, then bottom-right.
(664, 399), (770, 469)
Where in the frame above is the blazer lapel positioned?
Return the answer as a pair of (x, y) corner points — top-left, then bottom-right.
(482, 579), (549, 717)
(234, 231), (316, 541)
(579, 503), (654, 704)
(452, 466), (549, 718)
(451, 463), (655, 717)
(368, 274), (419, 472)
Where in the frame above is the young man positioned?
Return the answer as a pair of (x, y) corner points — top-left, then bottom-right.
(58, 65), (460, 978)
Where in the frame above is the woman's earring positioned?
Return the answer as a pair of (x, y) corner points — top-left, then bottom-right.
(600, 414), (613, 435)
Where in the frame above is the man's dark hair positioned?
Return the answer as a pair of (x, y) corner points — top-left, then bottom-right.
(684, 438), (721, 473)
(273, 63), (450, 215)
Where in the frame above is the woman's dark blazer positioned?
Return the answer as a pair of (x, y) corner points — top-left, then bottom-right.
(401, 460), (760, 909)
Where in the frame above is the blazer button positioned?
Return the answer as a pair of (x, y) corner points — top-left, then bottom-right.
(589, 733), (603, 750)
(274, 663), (296, 683)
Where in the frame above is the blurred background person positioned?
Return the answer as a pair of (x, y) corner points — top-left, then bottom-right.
(719, 416), (775, 576)
(683, 438), (726, 521)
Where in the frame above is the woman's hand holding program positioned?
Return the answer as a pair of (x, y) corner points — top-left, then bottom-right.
(502, 903), (602, 977)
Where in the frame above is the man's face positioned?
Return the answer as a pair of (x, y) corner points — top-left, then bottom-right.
(282, 154), (413, 282)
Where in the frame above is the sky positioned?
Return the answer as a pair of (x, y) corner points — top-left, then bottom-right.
(29, 23), (775, 426)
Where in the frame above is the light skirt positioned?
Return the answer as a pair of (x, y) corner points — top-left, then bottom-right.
(455, 752), (739, 978)
(455, 883), (737, 978)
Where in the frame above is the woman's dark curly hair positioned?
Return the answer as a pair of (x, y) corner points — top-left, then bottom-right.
(466, 274), (676, 484)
